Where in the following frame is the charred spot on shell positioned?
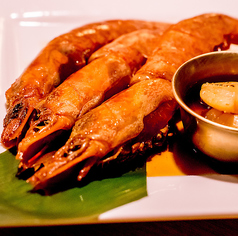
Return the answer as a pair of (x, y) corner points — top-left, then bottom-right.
(11, 103), (24, 118)
(3, 102), (26, 127)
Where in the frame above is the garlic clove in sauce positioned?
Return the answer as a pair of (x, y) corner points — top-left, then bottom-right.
(200, 82), (238, 114)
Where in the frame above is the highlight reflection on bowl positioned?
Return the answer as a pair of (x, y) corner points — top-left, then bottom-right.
(172, 51), (238, 161)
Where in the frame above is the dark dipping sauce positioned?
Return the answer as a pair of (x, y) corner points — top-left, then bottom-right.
(185, 74), (238, 128)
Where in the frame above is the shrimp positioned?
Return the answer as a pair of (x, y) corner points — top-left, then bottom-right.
(27, 13), (238, 192)
(27, 79), (176, 192)
(2, 20), (170, 148)
(16, 29), (167, 171)
(130, 13), (238, 85)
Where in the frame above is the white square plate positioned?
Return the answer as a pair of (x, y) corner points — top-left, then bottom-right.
(1, 0), (238, 226)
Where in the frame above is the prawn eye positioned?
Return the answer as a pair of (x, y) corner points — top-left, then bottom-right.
(63, 152), (68, 158)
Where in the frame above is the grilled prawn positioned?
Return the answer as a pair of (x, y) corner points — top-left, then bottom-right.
(27, 13), (238, 192)
(2, 20), (170, 148)
(130, 13), (238, 85)
(28, 79), (176, 191)
(16, 29), (167, 170)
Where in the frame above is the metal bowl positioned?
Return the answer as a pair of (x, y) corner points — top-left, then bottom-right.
(172, 51), (238, 162)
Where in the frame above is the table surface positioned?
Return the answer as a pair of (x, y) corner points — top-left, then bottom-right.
(1, 219), (238, 236)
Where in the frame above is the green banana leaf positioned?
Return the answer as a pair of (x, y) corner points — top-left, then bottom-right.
(0, 150), (147, 226)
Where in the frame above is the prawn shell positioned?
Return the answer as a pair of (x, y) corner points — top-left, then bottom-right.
(27, 79), (176, 191)
(2, 20), (171, 148)
(130, 13), (238, 85)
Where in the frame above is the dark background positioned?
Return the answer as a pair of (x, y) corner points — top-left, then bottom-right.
(1, 219), (238, 236)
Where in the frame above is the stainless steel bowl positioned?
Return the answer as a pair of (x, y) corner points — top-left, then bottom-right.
(172, 51), (238, 161)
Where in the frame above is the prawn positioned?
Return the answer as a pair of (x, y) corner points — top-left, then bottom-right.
(16, 29), (167, 171)
(28, 79), (176, 192)
(2, 19), (170, 148)
(27, 13), (238, 192)
(130, 13), (238, 85)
